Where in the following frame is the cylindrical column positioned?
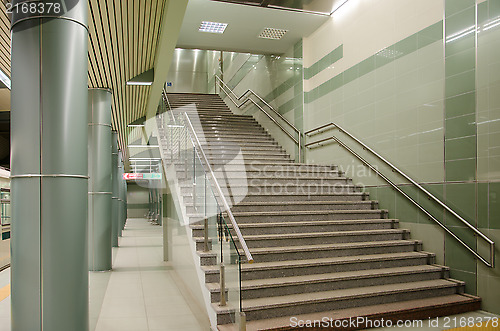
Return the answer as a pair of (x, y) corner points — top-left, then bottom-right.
(119, 159), (127, 231)
(111, 132), (119, 247)
(88, 89), (113, 271)
(117, 152), (124, 234)
(10, 1), (89, 330)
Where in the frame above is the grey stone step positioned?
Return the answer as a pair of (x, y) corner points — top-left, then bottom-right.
(214, 279), (464, 323)
(229, 294), (480, 331)
(190, 219), (398, 237)
(196, 239), (421, 265)
(175, 168), (341, 179)
(182, 192), (368, 204)
(205, 152), (290, 159)
(179, 183), (359, 195)
(243, 239), (421, 263)
(207, 265), (447, 302)
(228, 229), (408, 248)
(229, 209), (386, 223)
(178, 176), (350, 188)
(201, 251), (435, 283)
(230, 200), (376, 212)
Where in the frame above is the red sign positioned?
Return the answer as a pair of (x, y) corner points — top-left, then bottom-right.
(123, 173), (143, 180)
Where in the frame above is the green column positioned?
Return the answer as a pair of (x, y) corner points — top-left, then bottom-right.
(119, 157), (127, 231)
(10, 1), (89, 330)
(117, 152), (124, 234)
(88, 89), (112, 271)
(111, 132), (119, 247)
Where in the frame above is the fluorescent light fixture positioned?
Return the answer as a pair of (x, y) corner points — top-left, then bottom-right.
(199, 21), (228, 34)
(446, 25), (475, 43)
(258, 28), (288, 40)
(126, 81), (152, 86)
(126, 69), (154, 86)
(129, 158), (161, 161)
(0, 70), (11, 89)
(483, 17), (500, 31)
(167, 124), (184, 128)
(127, 124), (145, 128)
(127, 145), (159, 148)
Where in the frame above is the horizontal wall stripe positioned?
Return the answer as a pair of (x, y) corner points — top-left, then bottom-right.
(305, 21), (443, 104)
(304, 45), (343, 80)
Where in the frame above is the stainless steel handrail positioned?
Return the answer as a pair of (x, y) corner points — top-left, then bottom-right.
(214, 75), (302, 162)
(183, 113), (254, 263)
(305, 122), (495, 268)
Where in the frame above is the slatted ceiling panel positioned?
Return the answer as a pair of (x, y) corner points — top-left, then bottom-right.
(0, 2), (10, 77)
(88, 0), (166, 158)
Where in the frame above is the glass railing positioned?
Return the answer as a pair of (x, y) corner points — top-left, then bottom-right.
(157, 100), (249, 328)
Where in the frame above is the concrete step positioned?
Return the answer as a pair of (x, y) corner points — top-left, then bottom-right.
(175, 168), (341, 179)
(242, 239), (421, 263)
(204, 152), (290, 160)
(230, 200), (376, 212)
(191, 219), (398, 237)
(229, 209), (386, 223)
(207, 265), (447, 302)
(179, 183), (359, 196)
(214, 279), (465, 324)
(227, 229), (408, 248)
(225, 294), (480, 331)
(202, 252), (435, 283)
(182, 192), (369, 204)
(178, 176), (351, 188)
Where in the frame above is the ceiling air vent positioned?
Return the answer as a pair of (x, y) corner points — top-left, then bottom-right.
(258, 28), (288, 40)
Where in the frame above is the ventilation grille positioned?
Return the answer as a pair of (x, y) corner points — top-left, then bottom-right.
(258, 28), (288, 40)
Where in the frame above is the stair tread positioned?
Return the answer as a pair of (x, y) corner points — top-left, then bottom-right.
(235, 229), (406, 241)
(191, 218), (398, 228)
(214, 279), (462, 312)
(234, 201), (373, 206)
(219, 294), (480, 331)
(232, 209), (386, 216)
(246, 240), (418, 254)
(207, 265), (443, 291)
(201, 251), (431, 273)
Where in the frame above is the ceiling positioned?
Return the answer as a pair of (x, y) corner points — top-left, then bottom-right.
(212, 0), (346, 15)
(0, 0), (334, 168)
(176, 0), (329, 54)
(87, 0), (166, 156)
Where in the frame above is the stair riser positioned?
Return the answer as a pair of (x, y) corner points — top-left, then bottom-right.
(191, 220), (396, 236)
(231, 211), (384, 223)
(175, 171), (342, 181)
(201, 133), (276, 139)
(210, 269), (446, 303)
(206, 154), (290, 161)
(204, 150), (288, 157)
(200, 255), (217, 266)
(239, 285), (462, 323)
(193, 126), (265, 133)
(205, 255), (432, 284)
(237, 232), (406, 249)
(180, 177), (350, 188)
(246, 243), (421, 263)
(182, 194), (367, 204)
(230, 203), (374, 213)
(180, 185), (359, 196)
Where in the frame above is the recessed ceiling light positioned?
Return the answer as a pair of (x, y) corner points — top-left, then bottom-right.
(199, 21), (228, 34)
(258, 28), (288, 40)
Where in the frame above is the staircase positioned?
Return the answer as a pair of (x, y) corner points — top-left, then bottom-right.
(162, 92), (481, 330)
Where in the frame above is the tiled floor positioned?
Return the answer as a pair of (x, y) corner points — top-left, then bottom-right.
(0, 218), (210, 331)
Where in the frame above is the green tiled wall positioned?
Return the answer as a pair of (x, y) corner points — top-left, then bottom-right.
(304, 0), (500, 314)
(304, 45), (343, 80)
